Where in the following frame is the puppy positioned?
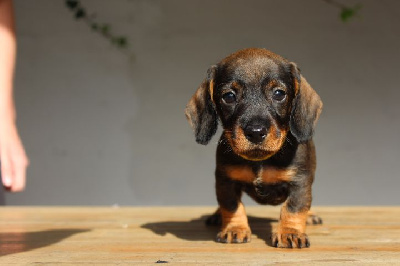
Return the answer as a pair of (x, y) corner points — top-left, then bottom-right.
(185, 48), (322, 248)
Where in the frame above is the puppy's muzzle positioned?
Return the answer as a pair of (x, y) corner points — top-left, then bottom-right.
(244, 124), (267, 144)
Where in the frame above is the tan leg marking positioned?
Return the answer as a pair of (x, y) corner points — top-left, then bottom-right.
(272, 204), (310, 248)
(217, 202), (251, 244)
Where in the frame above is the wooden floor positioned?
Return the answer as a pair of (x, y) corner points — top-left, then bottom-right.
(0, 206), (399, 265)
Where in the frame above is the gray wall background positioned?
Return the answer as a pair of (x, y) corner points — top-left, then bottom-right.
(4, 0), (400, 206)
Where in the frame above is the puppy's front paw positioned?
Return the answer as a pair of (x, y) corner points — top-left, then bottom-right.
(216, 226), (251, 244)
(271, 229), (310, 248)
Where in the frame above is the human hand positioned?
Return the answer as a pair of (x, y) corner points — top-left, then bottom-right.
(0, 121), (29, 192)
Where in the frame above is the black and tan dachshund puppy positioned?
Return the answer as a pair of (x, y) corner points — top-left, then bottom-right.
(185, 48), (323, 248)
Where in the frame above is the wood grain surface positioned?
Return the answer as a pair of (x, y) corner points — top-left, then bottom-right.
(0, 206), (399, 265)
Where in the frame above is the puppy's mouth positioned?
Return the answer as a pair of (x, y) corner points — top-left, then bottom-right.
(225, 126), (287, 161)
(240, 149), (275, 161)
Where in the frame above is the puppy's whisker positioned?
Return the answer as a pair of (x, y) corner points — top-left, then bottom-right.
(285, 137), (293, 146)
(218, 139), (227, 145)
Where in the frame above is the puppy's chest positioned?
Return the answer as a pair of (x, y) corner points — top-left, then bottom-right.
(225, 165), (296, 184)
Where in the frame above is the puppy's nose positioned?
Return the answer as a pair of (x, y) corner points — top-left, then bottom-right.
(244, 125), (267, 144)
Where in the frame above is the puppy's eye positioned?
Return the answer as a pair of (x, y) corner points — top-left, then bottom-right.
(272, 89), (286, 101)
(222, 91), (236, 104)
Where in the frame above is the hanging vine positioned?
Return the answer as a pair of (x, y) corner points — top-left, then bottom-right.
(64, 0), (361, 51)
(65, 0), (128, 49)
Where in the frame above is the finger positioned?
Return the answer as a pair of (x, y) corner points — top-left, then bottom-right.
(1, 159), (13, 189)
(11, 156), (28, 192)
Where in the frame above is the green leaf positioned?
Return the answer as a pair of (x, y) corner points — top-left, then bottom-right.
(116, 37), (128, 48)
(101, 24), (110, 35)
(111, 37), (128, 48)
(75, 8), (86, 19)
(340, 4), (362, 22)
(91, 23), (98, 31)
(66, 0), (79, 10)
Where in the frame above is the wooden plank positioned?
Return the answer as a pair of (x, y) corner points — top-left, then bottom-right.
(0, 206), (399, 264)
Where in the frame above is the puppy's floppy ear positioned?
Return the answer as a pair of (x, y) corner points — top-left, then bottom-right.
(289, 63), (323, 143)
(185, 66), (218, 145)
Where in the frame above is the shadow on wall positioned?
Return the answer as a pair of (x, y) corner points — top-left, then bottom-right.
(0, 229), (90, 256)
(141, 214), (277, 246)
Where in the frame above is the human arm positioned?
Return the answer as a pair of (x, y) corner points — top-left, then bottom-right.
(0, 0), (29, 192)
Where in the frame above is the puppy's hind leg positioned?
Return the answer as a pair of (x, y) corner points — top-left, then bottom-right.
(306, 210), (323, 225)
(205, 208), (222, 226)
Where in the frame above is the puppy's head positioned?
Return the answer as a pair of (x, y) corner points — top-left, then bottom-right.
(186, 48), (322, 161)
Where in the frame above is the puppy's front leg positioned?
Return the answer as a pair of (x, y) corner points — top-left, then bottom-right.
(215, 179), (251, 243)
(272, 184), (311, 248)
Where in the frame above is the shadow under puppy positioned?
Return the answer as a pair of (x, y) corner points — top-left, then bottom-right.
(185, 48), (323, 248)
